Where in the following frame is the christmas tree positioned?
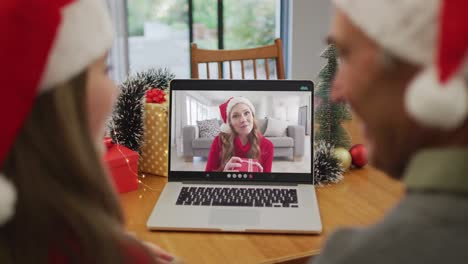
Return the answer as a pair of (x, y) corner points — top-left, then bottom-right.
(109, 68), (175, 152)
(314, 44), (352, 149)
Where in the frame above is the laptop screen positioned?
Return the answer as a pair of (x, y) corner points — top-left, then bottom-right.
(168, 80), (313, 183)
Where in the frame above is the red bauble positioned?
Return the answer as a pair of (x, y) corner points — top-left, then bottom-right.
(349, 144), (368, 168)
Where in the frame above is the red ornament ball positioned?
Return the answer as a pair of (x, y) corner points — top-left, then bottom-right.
(349, 144), (368, 168)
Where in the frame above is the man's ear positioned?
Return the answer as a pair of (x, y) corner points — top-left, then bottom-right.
(379, 51), (420, 76)
(378, 51), (420, 87)
(378, 51), (397, 71)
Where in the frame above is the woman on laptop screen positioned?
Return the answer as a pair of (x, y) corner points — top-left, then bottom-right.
(206, 97), (274, 172)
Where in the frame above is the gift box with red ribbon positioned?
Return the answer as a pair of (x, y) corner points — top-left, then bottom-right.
(103, 138), (139, 193)
(238, 158), (263, 172)
(139, 88), (169, 177)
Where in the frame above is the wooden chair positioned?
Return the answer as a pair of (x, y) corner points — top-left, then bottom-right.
(190, 38), (285, 79)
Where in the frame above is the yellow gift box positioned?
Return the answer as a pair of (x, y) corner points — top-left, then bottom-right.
(139, 103), (169, 177)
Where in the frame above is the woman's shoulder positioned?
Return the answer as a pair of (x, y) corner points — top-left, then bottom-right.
(208, 135), (223, 151)
(213, 134), (222, 144)
(259, 135), (273, 147)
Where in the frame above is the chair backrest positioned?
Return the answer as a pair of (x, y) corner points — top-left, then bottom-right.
(190, 38), (285, 80)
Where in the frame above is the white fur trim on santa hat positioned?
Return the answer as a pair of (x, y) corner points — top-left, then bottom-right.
(40, 0), (113, 91)
(0, 173), (17, 226)
(405, 67), (468, 129)
(226, 97), (255, 119)
(332, 0), (438, 66)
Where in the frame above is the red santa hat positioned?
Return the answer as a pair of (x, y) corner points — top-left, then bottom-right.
(333, 0), (468, 129)
(219, 97), (256, 133)
(0, 0), (114, 225)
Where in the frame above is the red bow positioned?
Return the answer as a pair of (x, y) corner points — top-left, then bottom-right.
(104, 137), (114, 149)
(146, 88), (167, 104)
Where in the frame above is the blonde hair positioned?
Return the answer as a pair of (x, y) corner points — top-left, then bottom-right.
(219, 118), (261, 171)
(1, 72), (155, 263)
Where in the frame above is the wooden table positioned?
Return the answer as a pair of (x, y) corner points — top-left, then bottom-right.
(120, 166), (403, 264)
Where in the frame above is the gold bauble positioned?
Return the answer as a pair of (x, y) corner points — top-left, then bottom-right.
(333, 147), (352, 170)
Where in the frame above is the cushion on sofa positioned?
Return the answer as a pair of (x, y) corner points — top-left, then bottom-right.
(192, 138), (215, 149)
(266, 137), (294, 147)
(256, 118), (268, 134)
(197, 119), (220, 138)
(263, 118), (288, 137)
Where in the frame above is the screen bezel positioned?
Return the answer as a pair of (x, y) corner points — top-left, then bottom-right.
(168, 79), (314, 184)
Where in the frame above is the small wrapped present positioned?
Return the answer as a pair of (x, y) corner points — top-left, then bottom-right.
(139, 94), (169, 177)
(104, 138), (139, 193)
(238, 158), (263, 172)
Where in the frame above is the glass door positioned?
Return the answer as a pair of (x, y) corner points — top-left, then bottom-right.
(127, 0), (190, 78)
(127, 0), (281, 79)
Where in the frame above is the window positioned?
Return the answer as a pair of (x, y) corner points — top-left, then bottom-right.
(126, 0), (283, 78)
(186, 96), (210, 125)
(127, 0), (190, 77)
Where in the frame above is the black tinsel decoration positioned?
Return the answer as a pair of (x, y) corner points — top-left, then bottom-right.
(313, 140), (344, 185)
(135, 68), (175, 92)
(109, 68), (175, 152)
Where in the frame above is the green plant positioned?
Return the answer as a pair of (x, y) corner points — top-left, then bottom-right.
(127, 0), (276, 49)
(157, 0), (188, 26)
(224, 0), (276, 49)
(127, 0), (154, 36)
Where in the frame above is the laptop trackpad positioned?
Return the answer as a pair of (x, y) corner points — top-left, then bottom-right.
(209, 209), (260, 226)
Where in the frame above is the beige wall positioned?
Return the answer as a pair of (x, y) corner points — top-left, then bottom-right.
(290, 2), (365, 145)
(290, 0), (332, 80)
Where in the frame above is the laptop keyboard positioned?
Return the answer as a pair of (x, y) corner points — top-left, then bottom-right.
(175, 187), (299, 208)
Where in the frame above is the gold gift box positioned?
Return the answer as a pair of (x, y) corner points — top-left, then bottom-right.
(139, 103), (169, 177)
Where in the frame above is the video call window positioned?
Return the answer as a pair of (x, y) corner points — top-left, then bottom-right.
(170, 90), (311, 174)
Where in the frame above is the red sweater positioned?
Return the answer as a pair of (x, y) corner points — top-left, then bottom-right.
(205, 135), (274, 172)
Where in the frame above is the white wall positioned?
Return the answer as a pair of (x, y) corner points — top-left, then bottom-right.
(172, 91), (186, 152)
(299, 93), (312, 135)
(270, 96), (300, 123)
(290, 0), (332, 81)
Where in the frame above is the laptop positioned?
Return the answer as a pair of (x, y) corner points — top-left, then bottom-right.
(146, 79), (322, 234)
